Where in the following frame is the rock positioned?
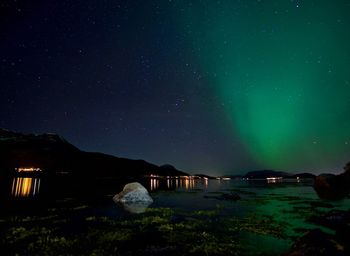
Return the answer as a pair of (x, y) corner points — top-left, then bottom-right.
(314, 162), (350, 200)
(336, 223), (350, 249)
(203, 192), (241, 201)
(314, 174), (350, 200)
(287, 210), (350, 255)
(114, 182), (153, 203)
(309, 210), (350, 231)
(113, 182), (153, 213)
(308, 201), (334, 209)
(122, 202), (152, 214)
(284, 229), (346, 256)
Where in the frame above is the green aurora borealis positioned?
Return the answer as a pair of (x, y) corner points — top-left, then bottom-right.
(175, 0), (350, 172)
(2, 0), (350, 174)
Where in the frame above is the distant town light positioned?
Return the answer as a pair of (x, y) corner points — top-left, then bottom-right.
(266, 177), (283, 183)
(15, 167), (42, 173)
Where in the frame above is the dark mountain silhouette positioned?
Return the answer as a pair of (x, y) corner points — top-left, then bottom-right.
(243, 170), (292, 179)
(194, 174), (217, 179)
(220, 175), (243, 179)
(159, 164), (187, 176)
(242, 170), (315, 179)
(0, 128), (188, 177)
(290, 173), (316, 179)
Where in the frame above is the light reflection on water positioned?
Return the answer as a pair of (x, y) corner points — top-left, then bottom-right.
(149, 177), (208, 191)
(5, 176), (307, 200)
(4, 176), (211, 200)
(11, 177), (41, 197)
(150, 178), (159, 191)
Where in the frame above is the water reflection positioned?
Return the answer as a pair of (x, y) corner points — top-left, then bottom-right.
(180, 177), (195, 190)
(11, 177), (41, 197)
(122, 201), (153, 214)
(150, 178), (160, 191)
(149, 176), (208, 191)
(204, 177), (208, 188)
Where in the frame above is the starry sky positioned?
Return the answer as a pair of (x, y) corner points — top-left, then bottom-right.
(1, 0), (350, 175)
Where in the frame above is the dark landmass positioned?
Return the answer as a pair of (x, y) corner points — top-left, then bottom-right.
(195, 170), (315, 180)
(0, 128), (188, 178)
(220, 175), (243, 179)
(314, 163), (350, 200)
(194, 174), (216, 179)
(290, 173), (316, 179)
(242, 170), (315, 179)
(243, 170), (292, 179)
(159, 164), (187, 176)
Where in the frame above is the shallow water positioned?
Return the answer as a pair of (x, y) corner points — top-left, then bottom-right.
(0, 176), (349, 255)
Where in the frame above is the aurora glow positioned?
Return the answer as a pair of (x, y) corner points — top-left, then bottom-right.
(1, 0), (350, 175)
(174, 0), (350, 172)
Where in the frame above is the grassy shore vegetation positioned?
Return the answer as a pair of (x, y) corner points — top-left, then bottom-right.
(0, 205), (290, 256)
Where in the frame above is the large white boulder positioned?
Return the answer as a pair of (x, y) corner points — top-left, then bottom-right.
(113, 182), (153, 203)
(113, 182), (153, 213)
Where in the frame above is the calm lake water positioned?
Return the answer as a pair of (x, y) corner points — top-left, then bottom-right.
(1, 176), (349, 255)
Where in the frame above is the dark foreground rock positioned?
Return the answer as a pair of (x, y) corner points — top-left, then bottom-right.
(309, 210), (350, 230)
(284, 229), (347, 256)
(286, 209), (350, 256)
(310, 210), (350, 247)
(314, 163), (350, 200)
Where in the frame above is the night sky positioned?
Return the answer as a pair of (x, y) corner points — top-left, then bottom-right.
(1, 0), (350, 175)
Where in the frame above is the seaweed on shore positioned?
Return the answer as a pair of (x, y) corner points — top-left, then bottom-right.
(0, 206), (290, 256)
